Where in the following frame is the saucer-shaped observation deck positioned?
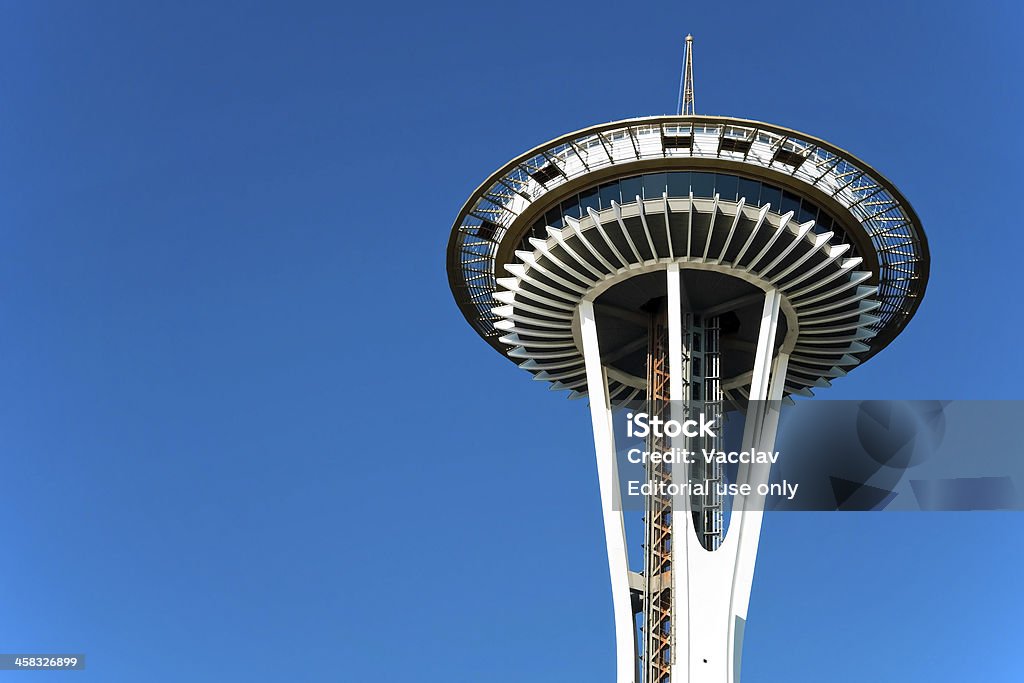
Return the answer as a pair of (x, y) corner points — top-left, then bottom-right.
(446, 115), (928, 402)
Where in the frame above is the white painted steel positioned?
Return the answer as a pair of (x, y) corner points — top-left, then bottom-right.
(495, 197), (877, 402)
(667, 290), (786, 683)
(580, 299), (638, 683)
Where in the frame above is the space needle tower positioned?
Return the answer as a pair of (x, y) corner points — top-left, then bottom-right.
(445, 36), (929, 682)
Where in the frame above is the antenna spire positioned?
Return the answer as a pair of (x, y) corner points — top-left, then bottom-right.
(678, 34), (695, 115)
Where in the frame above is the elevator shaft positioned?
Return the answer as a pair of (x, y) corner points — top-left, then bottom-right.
(641, 303), (724, 683)
(642, 304), (672, 683)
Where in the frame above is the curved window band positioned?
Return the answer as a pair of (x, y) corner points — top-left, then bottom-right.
(525, 171), (853, 258)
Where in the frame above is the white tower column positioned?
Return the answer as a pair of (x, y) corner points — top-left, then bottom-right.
(668, 285), (788, 683)
(580, 298), (637, 683)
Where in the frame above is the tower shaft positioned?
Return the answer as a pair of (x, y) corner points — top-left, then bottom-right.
(579, 266), (793, 682)
(642, 304), (725, 683)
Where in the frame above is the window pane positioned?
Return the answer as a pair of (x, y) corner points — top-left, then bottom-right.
(580, 187), (600, 214)
(561, 197), (581, 220)
(599, 182), (620, 209)
(544, 207), (562, 228)
(691, 172), (715, 197)
(715, 174), (739, 201)
(813, 212), (832, 235)
(760, 185), (782, 211)
(642, 173), (668, 199)
(781, 190), (801, 217)
(620, 176), (643, 203)
(737, 177), (761, 205)
(798, 201), (818, 225)
(667, 171), (691, 197)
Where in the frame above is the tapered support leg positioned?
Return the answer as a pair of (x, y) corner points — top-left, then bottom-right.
(669, 285), (787, 683)
(580, 299), (637, 683)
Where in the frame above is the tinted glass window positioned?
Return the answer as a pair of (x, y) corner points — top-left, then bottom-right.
(691, 172), (715, 197)
(668, 172), (691, 197)
(545, 207), (562, 228)
(620, 176), (643, 203)
(561, 197), (581, 220)
(599, 182), (620, 209)
(580, 187), (600, 214)
(737, 178), (761, 205)
(760, 185), (782, 210)
(781, 191), (801, 217)
(642, 173), (668, 199)
(715, 174), (739, 201)
(798, 202), (818, 225)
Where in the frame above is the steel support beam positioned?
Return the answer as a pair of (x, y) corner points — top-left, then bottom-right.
(670, 288), (786, 683)
(580, 299), (637, 683)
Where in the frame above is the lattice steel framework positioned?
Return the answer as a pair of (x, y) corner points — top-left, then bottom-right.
(678, 34), (695, 116)
(643, 303), (673, 683)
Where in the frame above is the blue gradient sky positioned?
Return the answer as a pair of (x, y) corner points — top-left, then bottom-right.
(0, 1), (1021, 681)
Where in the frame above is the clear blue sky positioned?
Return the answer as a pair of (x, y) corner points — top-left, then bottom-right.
(0, 1), (1021, 681)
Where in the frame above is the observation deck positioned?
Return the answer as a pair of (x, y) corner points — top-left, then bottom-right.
(446, 115), (929, 400)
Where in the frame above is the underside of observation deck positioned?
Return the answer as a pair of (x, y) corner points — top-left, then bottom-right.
(490, 196), (876, 403)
